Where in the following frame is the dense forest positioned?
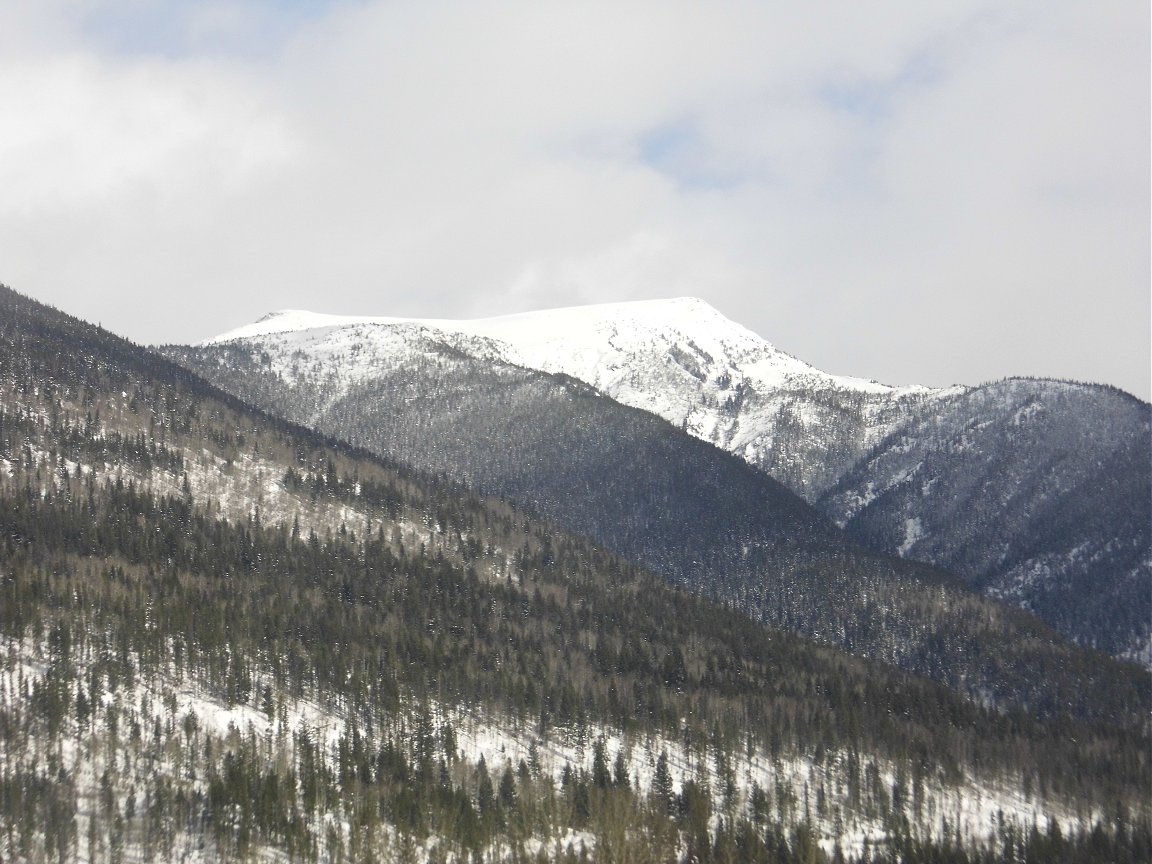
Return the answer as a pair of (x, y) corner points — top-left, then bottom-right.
(1, 284), (1149, 861)
(819, 378), (1151, 662)
(180, 303), (1152, 667)
(166, 332), (1150, 726)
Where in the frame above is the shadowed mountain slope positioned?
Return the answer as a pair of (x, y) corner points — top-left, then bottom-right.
(192, 300), (1151, 664)
(165, 325), (1149, 726)
(820, 378), (1151, 663)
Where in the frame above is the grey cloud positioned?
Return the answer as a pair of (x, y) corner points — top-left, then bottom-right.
(0, 0), (1146, 399)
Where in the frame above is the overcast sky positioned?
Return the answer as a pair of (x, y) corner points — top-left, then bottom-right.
(1, 1), (1148, 398)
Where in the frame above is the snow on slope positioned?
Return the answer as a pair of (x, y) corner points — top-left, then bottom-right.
(209, 299), (900, 395)
(2, 630), (1088, 862)
(205, 298), (959, 499)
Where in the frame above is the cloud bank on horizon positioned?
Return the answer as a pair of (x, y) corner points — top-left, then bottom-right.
(0, 0), (1147, 398)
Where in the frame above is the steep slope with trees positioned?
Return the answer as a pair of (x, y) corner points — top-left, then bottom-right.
(187, 301), (1151, 664)
(819, 378), (1152, 664)
(164, 326), (1149, 728)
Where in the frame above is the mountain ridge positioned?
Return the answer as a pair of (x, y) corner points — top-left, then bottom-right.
(189, 297), (1151, 664)
(164, 314), (1151, 723)
(205, 296), (947, 397)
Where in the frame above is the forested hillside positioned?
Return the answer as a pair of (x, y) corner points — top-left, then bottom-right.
(165, 328), (1150, 729)
(1, 284), (1148, 862)
(193, 301), (1151, 666)
(820, 378), (1152, 663)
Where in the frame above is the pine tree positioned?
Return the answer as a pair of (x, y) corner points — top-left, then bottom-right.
(653, 750), (674, 815)
(613, 749), (630, 790)
(498, 765), (517, 810)
(592, 738), (611, 790)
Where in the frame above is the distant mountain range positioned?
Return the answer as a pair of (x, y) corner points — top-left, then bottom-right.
(178, 298), (1151, 665)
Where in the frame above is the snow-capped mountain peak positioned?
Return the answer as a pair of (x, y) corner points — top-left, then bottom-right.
(204, 297), (957, 499)
(207, 296), (924, 394)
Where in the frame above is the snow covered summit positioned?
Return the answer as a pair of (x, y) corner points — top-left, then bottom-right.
(206, 296), (953, 499)
(208, 296), (903, 392)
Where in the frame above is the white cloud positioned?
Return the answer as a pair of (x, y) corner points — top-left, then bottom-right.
(0, 0), (1146, 397)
